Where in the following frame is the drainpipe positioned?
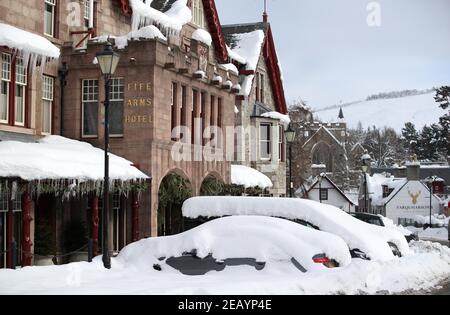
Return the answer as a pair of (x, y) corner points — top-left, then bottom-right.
(58, 63), (68, 136)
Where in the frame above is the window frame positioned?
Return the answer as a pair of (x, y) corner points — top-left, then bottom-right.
(192, 0), (205, 28)
(259, 123), (272, 161)
(171, 81), (178, 141)
(42, 75), (54, 135)
(319, 188), (329, 201)
(278, 125), (285, 162)
(14, 56), (27, 127)
(109, 77), (124, 137)
(81, 79), (99, 138)
(0, 53), (11, 124)
(44, 0), (56, 37)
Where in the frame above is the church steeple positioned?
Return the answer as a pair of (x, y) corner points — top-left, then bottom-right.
(338, 107), (344, 120)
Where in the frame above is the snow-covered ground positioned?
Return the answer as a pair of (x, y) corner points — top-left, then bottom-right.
(0, 241), (448, 295)
(407, 227), (449, 242)
(314, 92), (445, 132)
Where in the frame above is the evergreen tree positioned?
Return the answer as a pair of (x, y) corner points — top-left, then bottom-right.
(401, 122), (419, 156)
(434, 86), (450, 158)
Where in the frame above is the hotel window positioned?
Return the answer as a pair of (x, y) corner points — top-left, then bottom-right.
(84, 0), (93, 29)
(42, 75), (54, 134)
(82, 79), (99, 137)
(191, 89), (198, 144)
(201, 92), (206, 145)
(15, 57), (27, 126)
(278, 125), (285, 162)
(44, 0), (56, 37)
(109, 78), (124, 136)
(171, 82), (178, 140)
(210, 95), (216, 127)
(192, 0), (205, 28)
(0, 54), (11, 124)
(217, 97), (223, 148)
(256, 72), (265, 103)
(180, 85), (187, 128)
(260, 123), (271, 160)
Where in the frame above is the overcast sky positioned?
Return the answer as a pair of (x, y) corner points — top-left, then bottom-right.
(215, 0), (450, 109)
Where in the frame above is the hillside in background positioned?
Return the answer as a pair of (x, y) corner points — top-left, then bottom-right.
(313, 90), (445, 132)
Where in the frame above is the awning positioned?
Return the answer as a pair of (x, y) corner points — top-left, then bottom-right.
(0, 136), (149, 196)
(0, 23), (60, 59)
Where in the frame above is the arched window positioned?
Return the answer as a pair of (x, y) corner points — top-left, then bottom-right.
(312, 142), (333, 172)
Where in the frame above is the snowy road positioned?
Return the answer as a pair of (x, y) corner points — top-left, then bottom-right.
(0, 241), (449, 295)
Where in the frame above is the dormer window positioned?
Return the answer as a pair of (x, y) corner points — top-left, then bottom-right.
(256, 72), (265, 103)
(192, 0), (205, 28)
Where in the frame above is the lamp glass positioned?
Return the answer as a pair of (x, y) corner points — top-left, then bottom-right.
(96, 45), (120, 76)
(285, 128), (296, 143)
(362, 165), (368, 173)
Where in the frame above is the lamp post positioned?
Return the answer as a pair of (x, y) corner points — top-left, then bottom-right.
(426, 176), (437, 229)
(361, 151), (371, 213)
(96, 42), (120, 269)
(285, 124), (296, 198)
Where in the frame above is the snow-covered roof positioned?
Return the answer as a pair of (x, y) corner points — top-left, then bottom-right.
(192, 29), (212, 46)
(226, 45), (246, 64)
(182, 197), (409, 261)
(231, 165), (273, 189)
(130, 0), (192, 34)
(224, 30), (265, 97)
(219, 63), (239, 75)
(0, 136), (149, 182)
(93, 25), (167, 50)
(366, 173), (407, 206)
(260, 112), (291, 129)
(0, 23), (60, 60)
(118, 215), (352, 271)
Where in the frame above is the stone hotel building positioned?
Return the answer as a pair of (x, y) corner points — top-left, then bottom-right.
(0, 0), (288, 268)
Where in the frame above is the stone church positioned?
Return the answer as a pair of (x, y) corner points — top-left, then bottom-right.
(293, 107), (350, 190)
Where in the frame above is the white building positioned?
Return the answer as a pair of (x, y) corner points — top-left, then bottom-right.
(361, 162), (442, 225)
(297, 167), (356, 212)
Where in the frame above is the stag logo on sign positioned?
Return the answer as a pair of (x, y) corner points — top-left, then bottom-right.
(408, 190), (421, 205)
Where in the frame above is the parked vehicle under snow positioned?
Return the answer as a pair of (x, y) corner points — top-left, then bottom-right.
(115, 216), (352, 275)
(182, 197), (410, 261)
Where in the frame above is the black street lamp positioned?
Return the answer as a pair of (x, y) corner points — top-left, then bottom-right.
(361, 151), (371, 213)
(285, 124), (296, 198)
(425, 176), (438, 230)
(96, 42), (120, 269)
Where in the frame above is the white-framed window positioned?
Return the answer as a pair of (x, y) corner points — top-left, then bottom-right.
(192, 0), (205, 28)
(84, 0), (94, 29)
(14, 57), (27, 126)
(109, 78), (124, 136)
(278, 125), (284, 162)
(260, 123), (272, 160)
(320, 188), (329, 201)
(0, 54), (11, 124)
(44, 0), (56, 37)
(82, 79), (99, 137)
(42, 75), (54, 134)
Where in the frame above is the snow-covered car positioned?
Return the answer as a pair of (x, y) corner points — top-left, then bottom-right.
(349, 212), (418, 243)
(182, 197), (410, 261)
(116, 216), (352, 275)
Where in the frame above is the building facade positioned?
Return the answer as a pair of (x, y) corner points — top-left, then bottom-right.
(223, 19), (289, 197)
(0, 0), (251, 269)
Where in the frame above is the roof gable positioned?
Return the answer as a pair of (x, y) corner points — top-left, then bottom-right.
(305, 175), (356, 205)
(222, 22), (287, 114)
(303, 126), (343, 149)
(113, 0), (228, 62)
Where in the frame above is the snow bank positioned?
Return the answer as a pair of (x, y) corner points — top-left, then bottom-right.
(261, 112), (291, 129)
(182, 197), (410, 261)
(192, 29), (212, 46)
(130, 0), (191, 34)
(0, 136), (148, 182)
(117, 216), (352, 271)
(406, 227), (449, 242)
(231, 165), (273, 189)
(379, 215), (414, 236)
(93, 25), (167, 50)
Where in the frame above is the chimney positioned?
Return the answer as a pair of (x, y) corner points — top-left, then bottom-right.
(406, 156), (420, 181)
(312, 164), (327, 177)
(263, 0), (268, 23)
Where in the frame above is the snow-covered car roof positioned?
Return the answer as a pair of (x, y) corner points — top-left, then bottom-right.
(116, 216), (352, 272)
(182, 197), (410, 261)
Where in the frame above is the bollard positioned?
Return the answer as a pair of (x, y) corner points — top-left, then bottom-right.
(88, 239), (93, 263)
